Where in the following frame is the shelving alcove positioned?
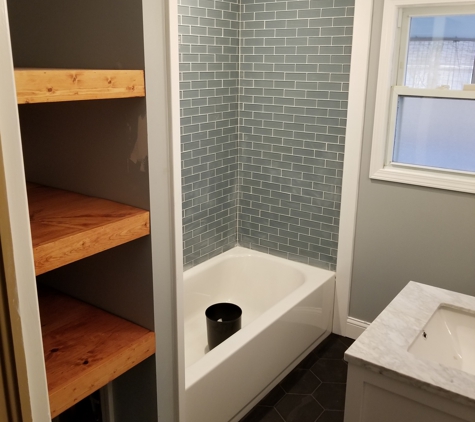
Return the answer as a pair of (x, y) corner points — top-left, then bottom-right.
(14, 68), (157, 419)
(0, 0), (181, 420)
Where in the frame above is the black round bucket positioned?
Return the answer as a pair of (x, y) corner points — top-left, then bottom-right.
(205, 303), (242, 350)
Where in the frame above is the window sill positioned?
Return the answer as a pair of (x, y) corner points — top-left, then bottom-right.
(370, 166), (475, 194)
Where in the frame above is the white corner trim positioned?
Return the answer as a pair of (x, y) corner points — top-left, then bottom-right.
(346, 317), (370, 340)
(333, 0), (375, 336)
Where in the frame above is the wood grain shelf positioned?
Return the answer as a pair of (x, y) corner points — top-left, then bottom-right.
(27, 183), (150, 275)
(15, 68), (145, 104)
(38, 286), (155, 418)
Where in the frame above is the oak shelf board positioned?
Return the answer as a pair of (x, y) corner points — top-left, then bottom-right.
(14, 68), (145, 104)
(27, 183), (150, 275)
(38, 286), (155, 418)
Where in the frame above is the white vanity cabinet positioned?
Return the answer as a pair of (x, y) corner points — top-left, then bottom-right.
(0, 0), (182, 420)
(345, 364), (475, 422)
(344, 282), (475, 422)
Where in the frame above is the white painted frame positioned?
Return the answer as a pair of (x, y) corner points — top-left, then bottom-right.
(0, 1), (51, 420)
(333, 0), (374, 338)
(369, 1), (475, 194)
(143, 0), (185, 418)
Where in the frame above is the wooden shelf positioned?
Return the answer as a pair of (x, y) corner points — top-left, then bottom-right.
(27, 183), (150, 275)
(38, 286), (155, 418)
(15, 68), (145, 104)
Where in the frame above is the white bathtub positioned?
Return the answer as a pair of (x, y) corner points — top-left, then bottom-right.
(183, 246), (335, 422)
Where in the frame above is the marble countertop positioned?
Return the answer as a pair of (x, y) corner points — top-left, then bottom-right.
(345, 281), (475, 407)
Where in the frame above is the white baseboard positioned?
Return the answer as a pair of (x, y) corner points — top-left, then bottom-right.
(346, 317), (370, 339)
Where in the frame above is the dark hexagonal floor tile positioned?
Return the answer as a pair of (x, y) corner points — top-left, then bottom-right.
(239, 335), (352, 422)
(280, 368), (321, 394)
(316, 410), (345, 422)
(240, 405), (286, 422)
(338, 336), (355, 348)
(312, 382), (347, 410)
(314, 335), (349, 360)
(259, 384), (286, 407)
(275, 395), (324, 422)
(311, 359), (348, 383)
(297, 350), (321, 370)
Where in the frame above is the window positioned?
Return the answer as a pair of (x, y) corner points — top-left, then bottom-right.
(370, 1), (475, 193)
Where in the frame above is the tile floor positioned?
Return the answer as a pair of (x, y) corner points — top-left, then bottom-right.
(239, 334), (354, 422)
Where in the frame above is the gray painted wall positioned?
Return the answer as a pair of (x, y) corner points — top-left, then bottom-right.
(179, 0), (354, 270)
(349, 1), (475, 323)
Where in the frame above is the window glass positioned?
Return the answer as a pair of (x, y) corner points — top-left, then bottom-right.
(393, 95), (475, 172)
(404, 14), (475, 90)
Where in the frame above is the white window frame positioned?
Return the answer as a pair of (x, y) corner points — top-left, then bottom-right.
(369, 0), (475, 194)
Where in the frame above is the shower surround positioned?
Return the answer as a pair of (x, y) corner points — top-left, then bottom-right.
(179, 0), (354, 270)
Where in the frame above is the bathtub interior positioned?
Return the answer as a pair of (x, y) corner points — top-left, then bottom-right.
(183, 247), (331, 367)
(186, 259), (306, 365)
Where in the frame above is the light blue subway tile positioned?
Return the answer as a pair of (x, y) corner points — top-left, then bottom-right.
(330, 54), (351, 64)
(308, 18), (333, 27)
(296, 46), (320, 55)
(310, 0), (334, 7)
(265, 37), (286, 46)
(297, 28), (323, 37)
(221, 10), (237, 20)
(275, 46), (298, 54)
(265, 20), (287, 29)
(189, 7), (207, 16)
(264, 54), (286, 63)
(253, 63), (276, 71)
(318, 82), (342, 90)
(333, 17), (354, 26)
(244, 3), (265, 12)
(255, 11), (276, 19)
(286, 19), (309, 28)
(265, 1), (287, 10)
(244, 20), (266, 29)
(329, 92), (348, 101)
(274, 81), (296, 89)
(208, 27), (223, 36)
(288, 0), (310, 9)
(307, 36), (332, 46)
(275, 29), (297, 38)
(215, 0), (231, 11)
(307, 54), (333, 64)
(318, 63), (343, 72)
(298, 9), (321, 18)
(178, 5), (191, 14)
(254, 29), (276, 38)
(284, 89), (307, 98)
(322, 27), (346, 36)
(319, 46), (343, 55)
(285, 55), (307, 64)
(254, 79), (275, 88)
(276, 11), (299, 20)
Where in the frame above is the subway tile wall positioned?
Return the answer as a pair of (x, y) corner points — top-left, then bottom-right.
(179, 0), (240, 269)
(179, 0), (354, 270)
(238, 0), (354, 270)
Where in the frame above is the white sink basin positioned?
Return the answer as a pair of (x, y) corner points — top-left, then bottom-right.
(409, 304), (475, 375)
